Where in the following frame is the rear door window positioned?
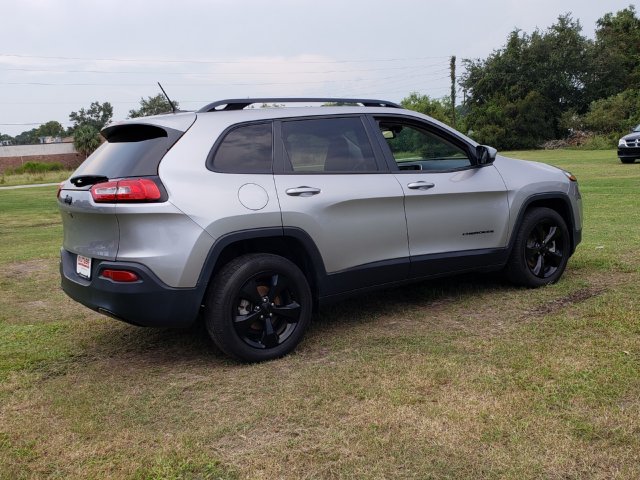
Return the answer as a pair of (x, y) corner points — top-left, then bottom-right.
(280, 117), (378, 173)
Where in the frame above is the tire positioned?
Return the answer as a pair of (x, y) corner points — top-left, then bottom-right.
(505, 207), (570, 288)
(204, 253), (312, 362)
(620, 157), (636, 164)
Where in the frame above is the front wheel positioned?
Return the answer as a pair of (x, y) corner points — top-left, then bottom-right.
(505, 207), (571, 288)
(620, 157), (636, 164)
(204, 253), (312, 362)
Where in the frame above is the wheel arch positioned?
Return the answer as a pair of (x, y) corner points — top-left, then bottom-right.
(195, 227), (327, 309)
(509, 193), (578, 255)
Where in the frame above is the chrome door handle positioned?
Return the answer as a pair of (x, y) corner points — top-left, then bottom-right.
(285, 186), (321, 197)
(407, 181), (435, 190)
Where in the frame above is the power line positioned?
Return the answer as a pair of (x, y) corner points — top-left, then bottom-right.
(0, 52), (451, 65)
(0, 63), (449, 76)
(0, 71), (452, 88)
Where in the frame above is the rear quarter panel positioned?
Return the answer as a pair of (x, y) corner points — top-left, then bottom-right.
(158, 113), (284, 286)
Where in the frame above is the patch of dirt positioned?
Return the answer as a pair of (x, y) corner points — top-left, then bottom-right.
(3, 259), (52, 279)
(527, 286), (605, 316)
(25, 300), (49, 309)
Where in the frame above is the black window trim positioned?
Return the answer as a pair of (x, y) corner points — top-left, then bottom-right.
(273, 114), (389, 175)
(205, 120), (275, 174)
(366, 114), (483, 174)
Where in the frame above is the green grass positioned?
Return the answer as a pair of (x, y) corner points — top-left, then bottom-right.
(5, 161), (66, 175)
(0, 187), (63, 262)
(0, 150), (639, 479)
(0, 169), (73, 187)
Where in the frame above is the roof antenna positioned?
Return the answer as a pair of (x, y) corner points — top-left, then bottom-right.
(157, 82), (177, 114)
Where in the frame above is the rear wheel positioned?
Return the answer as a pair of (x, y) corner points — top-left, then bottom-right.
(205, 253), (312, 362)
(506, 207), (570, 287)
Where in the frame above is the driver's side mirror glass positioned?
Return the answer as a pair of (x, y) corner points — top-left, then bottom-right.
(382, 129), (395, 140)
(475, 145), (497, 165)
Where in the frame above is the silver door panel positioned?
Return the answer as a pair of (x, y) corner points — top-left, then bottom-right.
(275, 174), (408, 273)
(399, 166), (509, 256)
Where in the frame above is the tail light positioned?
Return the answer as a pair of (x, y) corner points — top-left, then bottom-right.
(91, 178), (162, 203)
(100, 269), (140, 282)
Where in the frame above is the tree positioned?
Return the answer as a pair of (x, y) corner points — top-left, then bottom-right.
(588, 6), (640, 100)
(462, 15), (591, 113)
(460, 14), (593, 147)
(69, 101), (113, 133)
(73, 125), (101, 158)
(583, 89), (640, 134)
(400, 92), (452, 125)
(36, 121), (65, 138)
(128, 93), (178, 118)
(0, 132), (15, 144)
(460, 7), (640, 146)
(14, 128), (39, 145)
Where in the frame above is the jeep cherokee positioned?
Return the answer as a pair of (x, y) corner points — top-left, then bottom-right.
(58, 98), (583, 361)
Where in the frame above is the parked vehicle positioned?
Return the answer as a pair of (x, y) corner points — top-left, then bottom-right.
(58, 98), (583, 361)
(618, 125), (640, 163)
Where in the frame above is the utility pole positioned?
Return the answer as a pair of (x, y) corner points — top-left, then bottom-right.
(450, 55), (457, 128)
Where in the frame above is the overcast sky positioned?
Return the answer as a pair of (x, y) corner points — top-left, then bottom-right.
(0, 0), (634, 136)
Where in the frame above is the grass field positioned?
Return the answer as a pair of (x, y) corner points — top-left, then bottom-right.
(0, 169), (73, 188)
(1, 150), (639, 479)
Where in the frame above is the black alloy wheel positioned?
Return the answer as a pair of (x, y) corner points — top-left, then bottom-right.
(524, 220), (565, 280)
(233, 272), (302, 349)
(506, 207), (570, 287)
(205, 253), (312, 362)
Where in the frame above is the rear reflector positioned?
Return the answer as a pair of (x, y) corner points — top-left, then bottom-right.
(100, 269), (140, 282)
(91, 178), (162, 203)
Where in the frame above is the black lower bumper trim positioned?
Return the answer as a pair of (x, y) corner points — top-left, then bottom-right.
(60, 249), (202, 328)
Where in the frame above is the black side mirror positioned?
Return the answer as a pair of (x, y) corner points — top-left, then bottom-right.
(475, 145), (497, 165)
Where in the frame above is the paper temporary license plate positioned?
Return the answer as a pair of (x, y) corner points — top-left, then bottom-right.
(76, 254), (92, 279)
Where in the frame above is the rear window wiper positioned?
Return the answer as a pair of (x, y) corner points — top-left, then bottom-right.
(70, 175), (109, 187)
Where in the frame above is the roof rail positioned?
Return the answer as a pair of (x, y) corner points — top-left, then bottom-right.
(197, 97), (402, 112)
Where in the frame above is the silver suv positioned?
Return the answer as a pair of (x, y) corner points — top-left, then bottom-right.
(58, 98), (583, 361)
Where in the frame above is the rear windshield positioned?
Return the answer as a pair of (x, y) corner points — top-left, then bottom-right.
(72, 124), (184, 179)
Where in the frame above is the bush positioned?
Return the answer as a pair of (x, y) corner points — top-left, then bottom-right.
(6, 162), (65, 175)
(583, 89), (640, 134)
(577, 134), (619, 150)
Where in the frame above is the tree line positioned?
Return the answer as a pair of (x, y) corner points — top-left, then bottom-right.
(407, 5), (639, 150)
(0, 94), (176, 156)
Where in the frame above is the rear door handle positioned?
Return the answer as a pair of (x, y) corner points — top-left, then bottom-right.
(407, 181), (435, 190)
(285, 186), (321, 197)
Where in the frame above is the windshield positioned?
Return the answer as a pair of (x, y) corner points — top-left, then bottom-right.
(634, 125), (640, 132)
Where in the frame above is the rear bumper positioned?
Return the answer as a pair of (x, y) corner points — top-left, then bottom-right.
(60, 249), (202, 328)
